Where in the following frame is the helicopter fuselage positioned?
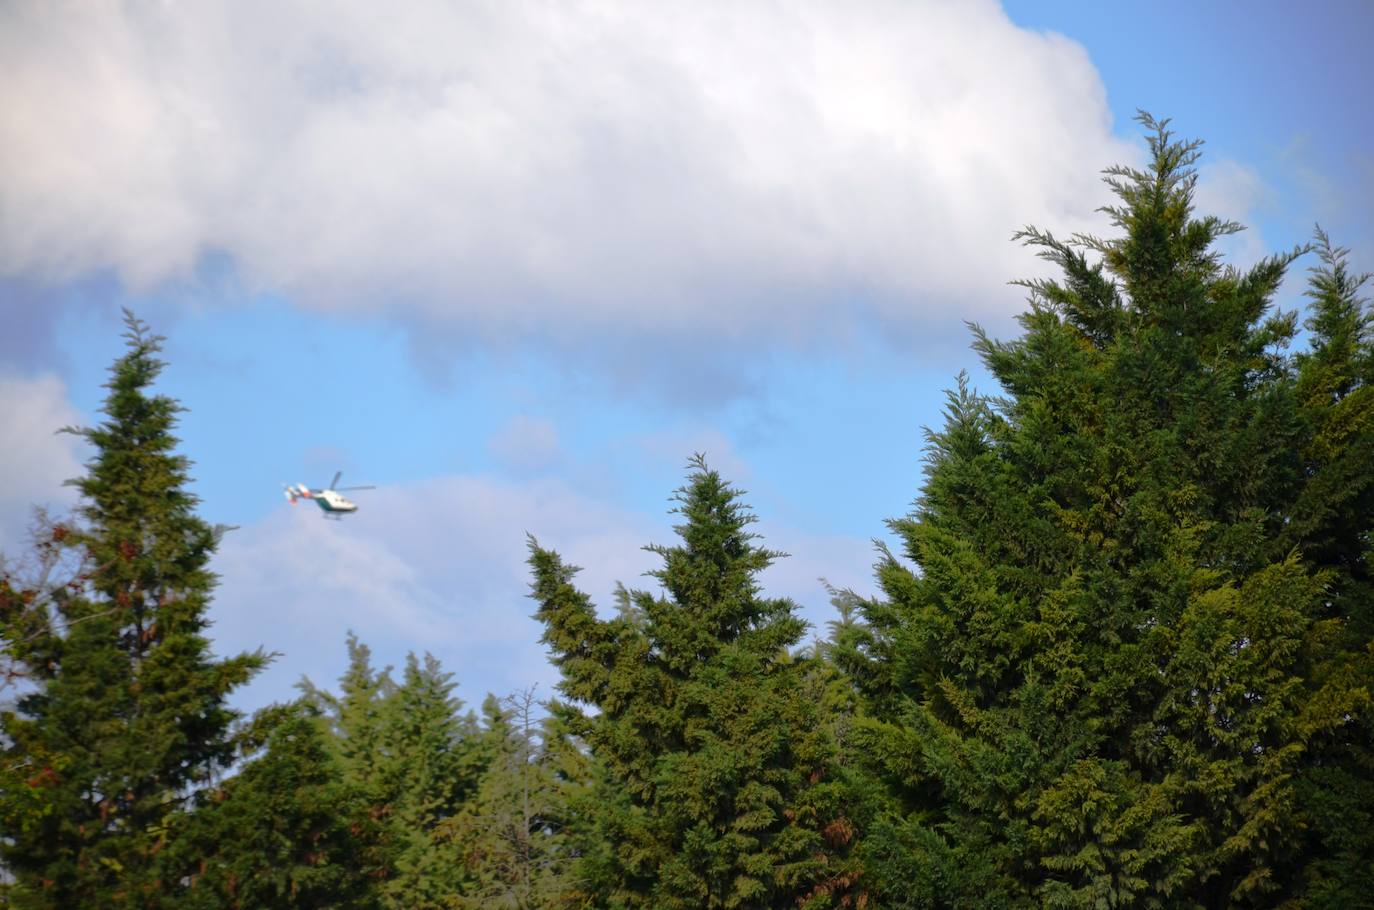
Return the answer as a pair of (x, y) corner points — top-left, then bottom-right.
(313, 489), (358, 514)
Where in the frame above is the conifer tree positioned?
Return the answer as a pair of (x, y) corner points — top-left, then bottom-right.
(377, 652), (485, 909)
(302, 637), (488, 908)
(837, 116), (1372, 907)
(168, 703), (372, 910)
(1286, 230), (1374, 903)
(303, 633), (397, 790)
(0, 311), (265, 908)
(446, 689), (590, 909)
(529, 456), (861, 909)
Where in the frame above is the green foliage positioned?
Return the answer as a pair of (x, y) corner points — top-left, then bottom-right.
(836, 115), (1374, 907)
(167, 702), (373, 909)
(444, 690), (591, 909)
(0, 312), (265, 909)
(530, 456), (862, 909)
(1287, 229), (1374, 905)
(300, 636), (490, 908)
(4, 118), (1369, 910)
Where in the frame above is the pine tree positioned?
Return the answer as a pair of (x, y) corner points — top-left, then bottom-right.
(529, 456), (861, 909)
(0, 311), (266, 908)
(837, 115), (1372, 907)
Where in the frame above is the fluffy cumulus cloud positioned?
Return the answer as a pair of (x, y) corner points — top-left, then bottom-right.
(1, 0), (1133, 351)
(210, 469), (874, 711)
(0, 374), (85, 554)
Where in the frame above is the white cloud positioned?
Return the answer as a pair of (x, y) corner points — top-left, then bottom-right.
(1, 0), (1133, 349)
(209, 468), (876, 712)
(489, 415), (562, 473)
(0, 373), (85, 554)
(1194, 157), (1275, 271)
(210, 473), (663, 711)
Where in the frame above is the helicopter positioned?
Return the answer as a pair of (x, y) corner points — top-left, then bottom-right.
(283, 471), (375, 519)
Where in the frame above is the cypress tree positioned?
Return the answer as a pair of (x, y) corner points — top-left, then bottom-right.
(168, 703), (373, 910)
(1286, 230), (1374, 904)
(529, 455), (860, 909)
(302, 638), (488, 908)
(0, 311), (265, 908)
(838, 115), (1372, 907)
(446, 690), (591, 909)
(377, 652), (485, 910)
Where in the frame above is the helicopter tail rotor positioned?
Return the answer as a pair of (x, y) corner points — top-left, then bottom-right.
(282, 483), (314, 504)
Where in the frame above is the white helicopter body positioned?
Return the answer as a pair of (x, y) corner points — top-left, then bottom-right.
(283, 472), (374, 518)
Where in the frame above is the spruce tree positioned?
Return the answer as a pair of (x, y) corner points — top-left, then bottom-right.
(529, 456), (860, 909)
(0, 311), (265, 908)
(837, 115), (1372, 907)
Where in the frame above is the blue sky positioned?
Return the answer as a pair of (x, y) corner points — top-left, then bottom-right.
(3, 0), (1371, 713)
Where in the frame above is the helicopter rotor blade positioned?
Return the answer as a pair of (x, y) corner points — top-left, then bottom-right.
(336, 485), (376, 491)
(330, 471), (342, 491)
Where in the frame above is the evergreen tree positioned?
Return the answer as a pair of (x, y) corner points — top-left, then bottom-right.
(302, 637), (488, 908)
(529, 456), (861, 909)
(836, 115), (1371, 907)
(1286, 230), (1374, 904)
(302, 633), (397, 790)
(0, 312), (265, 908)
(167, 703), (372, 910)
(377, 652), (485, 910)
(446, 690), (592, 909)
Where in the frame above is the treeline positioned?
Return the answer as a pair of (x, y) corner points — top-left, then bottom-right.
(3, 114), (1372, 908)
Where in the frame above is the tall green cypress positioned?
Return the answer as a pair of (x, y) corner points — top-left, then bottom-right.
(167, 702), (373, 910)
(0, 311), (265, 908)
(377, 652), (485, 910)
(838, 115), (1371, 907)
(302, 637), (488, 908)
(529, 456), (860, 909)
(1286, 230), (1374, 904)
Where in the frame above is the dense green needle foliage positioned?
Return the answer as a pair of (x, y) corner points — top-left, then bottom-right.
(168, 703), (373, 910)
(443, 690), (592, 909)
(529, 457), (861, 909)
(833, 114), (1374, 908)
(0, 312), (265, 908)
(301, 637), (492, 908)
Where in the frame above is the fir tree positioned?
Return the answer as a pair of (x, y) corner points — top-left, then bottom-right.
(0, 311), (265, 908)
(529, 456), (861, 909)
(837, 115), (1372, 907)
